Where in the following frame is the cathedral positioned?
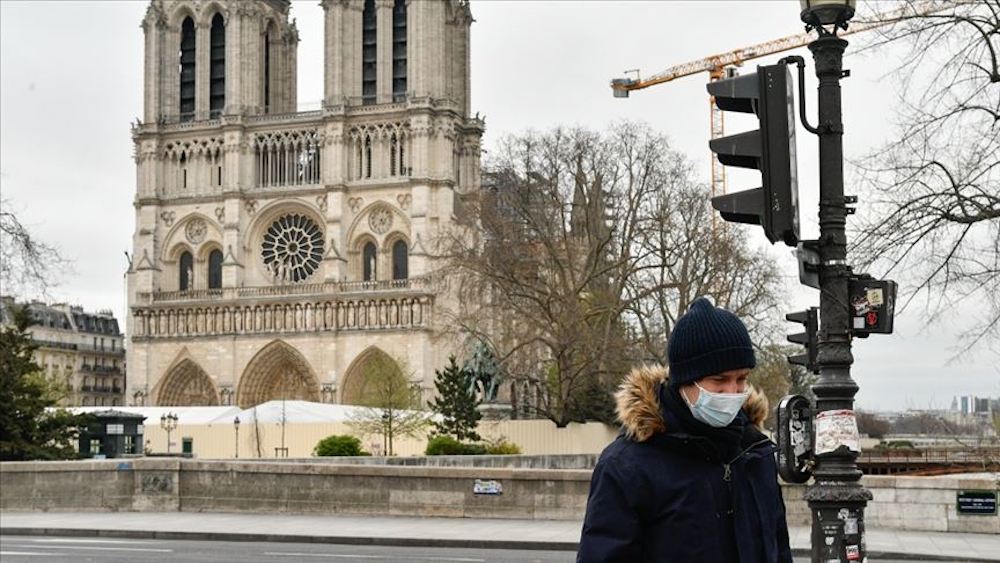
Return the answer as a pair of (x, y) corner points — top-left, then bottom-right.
(126, 0), (483, 408)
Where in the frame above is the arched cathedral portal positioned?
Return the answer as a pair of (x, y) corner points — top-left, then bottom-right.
(156, 358), (220, 406)
(237, 340), (321, 408)
(340, 347), (406, 406)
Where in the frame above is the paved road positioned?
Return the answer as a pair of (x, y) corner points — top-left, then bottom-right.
(0, 535), (575, 563)
(0, 535), (950, 563)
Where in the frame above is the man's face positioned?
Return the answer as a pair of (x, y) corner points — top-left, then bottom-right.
(680, 368), (751, 404)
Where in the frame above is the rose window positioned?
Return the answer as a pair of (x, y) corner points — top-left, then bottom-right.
(261, 214), (324, 283)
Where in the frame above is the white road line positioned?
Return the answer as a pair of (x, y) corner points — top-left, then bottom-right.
(5, 544), (172, 553)
(265, 552), (485, 562)
(30, 538), (161, 545)
(266, 555), (382, 560)
(0, 551), (59, 556)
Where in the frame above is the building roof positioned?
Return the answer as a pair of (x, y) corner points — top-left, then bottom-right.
(0, 296), (120, 335)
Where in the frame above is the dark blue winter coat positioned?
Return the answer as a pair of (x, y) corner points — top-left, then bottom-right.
(578, 365), (793, 563)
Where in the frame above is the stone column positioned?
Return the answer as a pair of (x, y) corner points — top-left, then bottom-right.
(225, 10), (242, 114)
(321, 0), (344, 106)
(284, 24), (298, 112)
(376, 0), (393, 104)
(164, 26), (180, 121)
(141, 15), (162, 123)
(347, 2), (364, 103)
(196, 21), (211, 120)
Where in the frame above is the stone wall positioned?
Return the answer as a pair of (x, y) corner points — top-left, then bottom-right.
(0, 459), (590, 521)
(2, 459), (996, 533)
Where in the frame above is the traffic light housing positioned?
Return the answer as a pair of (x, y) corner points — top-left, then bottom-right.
(848, 275), (897, 337)
(786, 307), (819, 373)
(709, 64), (800, 246)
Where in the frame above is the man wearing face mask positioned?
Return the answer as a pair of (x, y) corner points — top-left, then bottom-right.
(578, 297), (792, 563)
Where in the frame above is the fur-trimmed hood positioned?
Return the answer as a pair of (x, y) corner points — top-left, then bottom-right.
(615, 364), (769, 442)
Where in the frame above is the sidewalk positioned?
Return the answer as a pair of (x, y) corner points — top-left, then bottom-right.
(2, 511), (998, 561)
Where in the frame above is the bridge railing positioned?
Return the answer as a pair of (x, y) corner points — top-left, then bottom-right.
(858, 446), (1000, 465)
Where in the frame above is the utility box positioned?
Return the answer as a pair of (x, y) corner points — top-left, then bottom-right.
(78, 410), (145, 458)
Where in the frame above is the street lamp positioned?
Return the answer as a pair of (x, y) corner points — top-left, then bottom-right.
(798, 2), (873, 563)
(233, 415), (240, 459)
(159, 412), (178, 454)
(800, 0), (856, 30)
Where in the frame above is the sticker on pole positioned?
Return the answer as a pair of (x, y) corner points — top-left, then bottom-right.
(814, 409), (860, 455)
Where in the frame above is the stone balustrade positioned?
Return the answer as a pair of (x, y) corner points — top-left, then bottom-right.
(132, 295), (433, 340)
(137, 276), (433, 304)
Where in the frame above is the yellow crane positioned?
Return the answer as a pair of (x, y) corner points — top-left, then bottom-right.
(611, 1), (956, 199)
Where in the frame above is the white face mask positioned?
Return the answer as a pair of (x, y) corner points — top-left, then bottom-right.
(683, 381), (750, 428)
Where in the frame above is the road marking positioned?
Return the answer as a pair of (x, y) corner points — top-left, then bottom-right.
(265, 553), (485, 562)
(30, 538), (161, 545)
(0, 551), (59, 556)
(5, 544), (173, 553)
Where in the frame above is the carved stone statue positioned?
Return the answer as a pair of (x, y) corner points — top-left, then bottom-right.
(464, 340), (502, 403)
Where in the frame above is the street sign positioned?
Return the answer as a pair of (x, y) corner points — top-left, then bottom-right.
(957, 491), (997, 515)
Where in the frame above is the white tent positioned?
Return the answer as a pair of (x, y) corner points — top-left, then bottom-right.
(68, 405), (240, 426)
(66, 401), (438, 425)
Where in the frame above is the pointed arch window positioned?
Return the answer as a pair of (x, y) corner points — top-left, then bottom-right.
(209, 13), (226, 117)
(208, 249), (223, 289)
(363, 242), (377, 282)
(362, 0), (377, 105)
(392, 0), (407, 102)
(364, 136), (372, 179)
(390, 134), (398, 177)
(355, 138), (363, 180)
(179, 17), (196, 121)
(263, 24), (273, 112)
(179, 251), (193, 291)
(392, 239), (408, 280)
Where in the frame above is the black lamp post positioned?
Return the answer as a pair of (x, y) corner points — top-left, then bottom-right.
(233, 415), (240, 459)
(159, 412), (178, 454)
(799, 1), (873, 562)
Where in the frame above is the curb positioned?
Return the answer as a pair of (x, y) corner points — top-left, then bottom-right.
(4, 527), (1000, 561)
(0, 527), (578, 552)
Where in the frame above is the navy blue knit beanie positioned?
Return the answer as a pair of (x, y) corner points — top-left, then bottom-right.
(667, 297), (756, 388)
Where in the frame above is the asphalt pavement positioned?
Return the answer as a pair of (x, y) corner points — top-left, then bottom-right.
(2, 511), (999, 562)
(0, 535), (951, 563)
(0, 535), (575, 563)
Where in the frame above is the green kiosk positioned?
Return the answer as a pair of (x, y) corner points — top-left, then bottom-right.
(78, 410), (146, 458)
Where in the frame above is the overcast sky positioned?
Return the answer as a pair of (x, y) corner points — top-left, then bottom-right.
(1, 0), (996, 411)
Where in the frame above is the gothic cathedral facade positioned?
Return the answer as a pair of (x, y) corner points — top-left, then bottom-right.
(126, 0), (483, 408)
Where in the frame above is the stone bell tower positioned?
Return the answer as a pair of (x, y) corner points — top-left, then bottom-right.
(127, 0), (483, 409)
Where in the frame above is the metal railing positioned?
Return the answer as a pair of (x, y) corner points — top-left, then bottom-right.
(80, 365), (122, 375)
(80, 385), (123, 394)
(33, 340), (78, 351)
(77, 344), (125, 355)
(858, 447), (1000, 464)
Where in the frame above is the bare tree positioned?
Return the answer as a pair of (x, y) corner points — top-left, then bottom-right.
(347, 353), (430, 456)
(0, 199), (70, 298)
(850, 1), (999, 353)
(438, 122), (783, 427)
(624, 171), (783, 365)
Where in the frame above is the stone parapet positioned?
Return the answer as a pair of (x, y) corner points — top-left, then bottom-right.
(2, 459), (996, 533)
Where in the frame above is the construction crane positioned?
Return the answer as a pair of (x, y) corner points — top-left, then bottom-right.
(611, 1), (956, 200)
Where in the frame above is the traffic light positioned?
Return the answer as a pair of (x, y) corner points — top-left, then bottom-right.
(708, 64), (799, 246)
(848, 275), (897, 337)
(786, 307), (819, 373)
